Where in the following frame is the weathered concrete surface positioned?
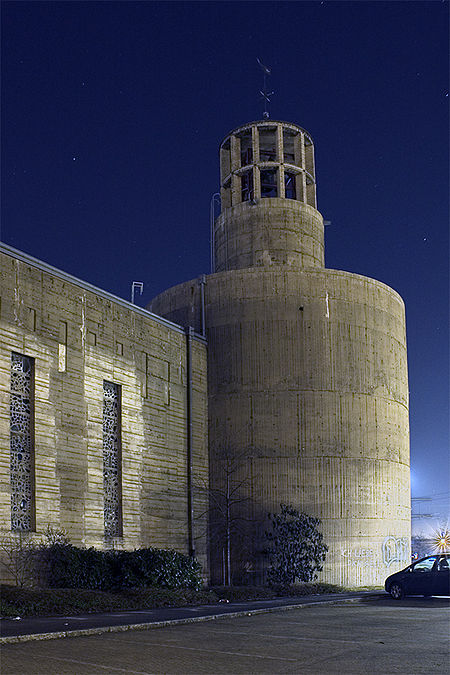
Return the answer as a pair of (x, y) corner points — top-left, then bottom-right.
(214, 199), (324, 272)
(0, 246), (209, 573)
(2, 598), (448, 674)
(151, 266), (410, 587)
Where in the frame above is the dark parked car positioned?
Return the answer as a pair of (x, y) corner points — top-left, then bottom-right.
(385, 554), (450, 599)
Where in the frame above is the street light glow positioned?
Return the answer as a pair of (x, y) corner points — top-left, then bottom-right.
(431, 528), (450, 552)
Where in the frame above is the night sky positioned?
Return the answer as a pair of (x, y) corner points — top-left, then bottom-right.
(2, 2), (448, 527)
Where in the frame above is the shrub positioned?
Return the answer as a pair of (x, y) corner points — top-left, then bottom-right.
(266, 504), (328, 586)
(40, 544), (114, 590)
(38, 544), (202, 591)
(107, 548), (202, 590)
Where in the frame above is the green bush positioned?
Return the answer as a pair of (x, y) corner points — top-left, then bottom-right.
(266, 505), (328, 586)
(107, 548), (202, 590)
(38, 544), (202, 591)
(41, 544), (114, 590)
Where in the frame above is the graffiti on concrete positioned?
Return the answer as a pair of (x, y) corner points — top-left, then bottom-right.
(382, 536), (409, 567)
(340, 536), (410, 569)
(341, 548), (377, 568)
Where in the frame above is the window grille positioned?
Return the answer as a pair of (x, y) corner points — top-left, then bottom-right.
(10, 352), (34, 531)
(103, 381), (122, 537)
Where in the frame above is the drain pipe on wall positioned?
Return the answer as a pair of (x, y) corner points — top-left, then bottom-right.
(185, 326), (195, 558)
(210, 192), (220, 274)
(199, 274), (206, 338)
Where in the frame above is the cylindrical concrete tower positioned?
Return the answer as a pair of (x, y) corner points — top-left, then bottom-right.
(150, 119), (410, 587)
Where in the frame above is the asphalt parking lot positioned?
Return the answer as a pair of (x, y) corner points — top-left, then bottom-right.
(2, 596), (449, 674)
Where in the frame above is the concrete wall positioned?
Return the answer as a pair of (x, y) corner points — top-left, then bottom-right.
(214, 199), (324, 272)
(0, 245), (208, 575)
(150, 265), (411, 587)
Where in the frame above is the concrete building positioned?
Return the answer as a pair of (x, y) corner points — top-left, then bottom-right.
(150, 119), (411, 587)
(0, 118), (410, 588)
(0, 244), (209, 573)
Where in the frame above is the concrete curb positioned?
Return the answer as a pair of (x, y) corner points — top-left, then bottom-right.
(1, 595), (380, 644)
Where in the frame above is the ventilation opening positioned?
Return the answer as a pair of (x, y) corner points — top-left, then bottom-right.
(283, 129), (296, 164)
(220, 139), (231, 179)
(239, 131), (253, 167)
(285, 171), (296, 199)
(259, 128), (277, 162)
(241, 170), (254, 202)
(260, 169), (277, 198)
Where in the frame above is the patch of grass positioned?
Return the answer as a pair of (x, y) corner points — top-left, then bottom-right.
(0, 584), (218, 618)
(210, 585), (276, 602)
(272, 582), (348, 596)
(0, 581), (349, 618)
(209, 582), (347, 602)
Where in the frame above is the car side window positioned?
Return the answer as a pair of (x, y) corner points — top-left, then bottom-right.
(437, 557), (449, 571)
(411, 556), (438, 572)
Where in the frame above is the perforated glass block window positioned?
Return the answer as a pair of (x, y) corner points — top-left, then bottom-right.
(260, 169), (278, 198)
(103, 381), (122, 537)
(285, 171), (297, 200)
(10, 352), (35, 531)
(241, 170), (254, 202)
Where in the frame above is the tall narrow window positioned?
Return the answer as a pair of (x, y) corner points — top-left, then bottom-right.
(10, 353), (35, 531)
(283, 129), (296, 163)
(241, 170), (253, 202)
(240, 131), (253, 166)
(103, 381), (122, 537)
(259, 128), (277, 162)
(260, 169), (278, 198)
(284, 171), (297, 200)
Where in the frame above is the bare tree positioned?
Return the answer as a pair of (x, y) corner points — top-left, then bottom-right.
(0, 526), (70, 587)
(0, 531), (37, 587)
(197, 449), (253, 586)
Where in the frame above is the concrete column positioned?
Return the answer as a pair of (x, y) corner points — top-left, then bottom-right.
(230, 136), (241, 205)
(252, 126), (259, 164)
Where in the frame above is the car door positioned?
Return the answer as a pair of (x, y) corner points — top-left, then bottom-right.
(404, 556), (438, 595)
(433, 555), (450, 596)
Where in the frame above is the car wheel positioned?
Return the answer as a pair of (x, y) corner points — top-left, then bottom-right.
(389, 583), (404, 600)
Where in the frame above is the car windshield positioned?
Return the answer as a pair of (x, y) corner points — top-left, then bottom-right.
(412, 556), (438, 572)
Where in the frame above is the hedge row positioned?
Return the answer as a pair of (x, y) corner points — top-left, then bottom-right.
(39, 544), (202, 591)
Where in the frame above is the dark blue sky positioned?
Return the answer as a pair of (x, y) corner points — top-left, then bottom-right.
(2, 1), (449, 524)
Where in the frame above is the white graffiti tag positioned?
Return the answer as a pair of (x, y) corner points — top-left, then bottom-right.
(382, 536), (409, 567)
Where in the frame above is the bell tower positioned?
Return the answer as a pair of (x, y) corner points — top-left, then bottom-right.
(150, 117), (410, 588)
(214, 121), (324, 272)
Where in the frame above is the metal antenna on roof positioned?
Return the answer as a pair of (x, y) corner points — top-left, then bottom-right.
(257, 58), (274, 119)
(131, 281), (144, 305)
